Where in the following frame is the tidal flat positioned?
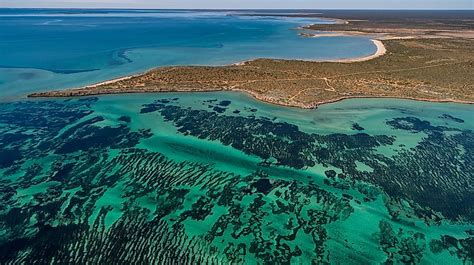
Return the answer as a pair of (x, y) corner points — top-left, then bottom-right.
(0, 92), (472, 264)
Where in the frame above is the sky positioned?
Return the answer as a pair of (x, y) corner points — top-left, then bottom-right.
(1, 0), (472, 10)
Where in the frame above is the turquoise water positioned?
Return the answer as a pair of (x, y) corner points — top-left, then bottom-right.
(0, 9), (473, 264)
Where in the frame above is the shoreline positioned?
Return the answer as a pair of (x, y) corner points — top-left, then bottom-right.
(79, 72), (145, 90)
(27, 18), (473, 110)
(235, 35), (387, 66)
(29, 87), (474, 110)
(29, 16), (389, 96)
(44, 37), (389, 92)
(28, 36), (474, 109)
(328, 39), (386, 63)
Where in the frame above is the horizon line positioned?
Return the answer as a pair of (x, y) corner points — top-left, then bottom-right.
(0, 7), (473, 11)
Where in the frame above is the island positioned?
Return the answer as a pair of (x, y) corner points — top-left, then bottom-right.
(29, 13), (474, 109)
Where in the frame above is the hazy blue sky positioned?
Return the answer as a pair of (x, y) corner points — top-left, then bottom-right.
(1, 0), (472, 9)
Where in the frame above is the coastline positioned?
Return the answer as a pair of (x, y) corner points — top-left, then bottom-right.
(328, 39), (386, 63)
(79, 73), (145, 90)
(29, 85), (474, 110)
(32, 37), (389, 100)
(27, 18), (474, 110)
(235, 36), (387, 65)
(305, 95), (474, 109)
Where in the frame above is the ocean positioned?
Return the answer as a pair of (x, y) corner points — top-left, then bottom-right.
(0, 9), (375, 99)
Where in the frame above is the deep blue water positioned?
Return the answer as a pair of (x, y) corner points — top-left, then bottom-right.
(0, 9), (376, 98)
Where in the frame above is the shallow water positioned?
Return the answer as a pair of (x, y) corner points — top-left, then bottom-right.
(1, 92), (472, 263)
(0, 9), (473, 264)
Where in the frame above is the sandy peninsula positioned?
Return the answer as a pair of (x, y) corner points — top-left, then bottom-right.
(29, 15), (474, 109)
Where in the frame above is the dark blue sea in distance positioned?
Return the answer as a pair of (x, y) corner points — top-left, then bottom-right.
(0, 9), (376, 98)
(0, 9), (473, 264)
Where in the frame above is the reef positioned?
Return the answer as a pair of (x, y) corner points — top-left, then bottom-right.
(0, 97), (472, 263)
(142, 99), (474, 222)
